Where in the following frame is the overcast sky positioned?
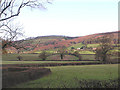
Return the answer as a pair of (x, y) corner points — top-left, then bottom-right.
(17, 0), (119, 39)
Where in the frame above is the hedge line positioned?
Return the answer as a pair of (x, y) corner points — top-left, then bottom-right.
(3, 62), (118, 68)
(2, 67), (51, 88)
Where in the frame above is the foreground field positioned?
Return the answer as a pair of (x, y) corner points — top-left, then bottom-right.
(14, 64), (118, 88)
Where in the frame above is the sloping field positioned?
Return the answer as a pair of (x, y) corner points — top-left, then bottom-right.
(13, 64), (119, 88)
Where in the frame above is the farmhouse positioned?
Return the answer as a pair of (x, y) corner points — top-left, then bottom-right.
(93, 48), (97, 51)
(77, 48), (80, 50)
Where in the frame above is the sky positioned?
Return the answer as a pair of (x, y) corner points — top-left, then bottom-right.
(17, 0), (119, 39)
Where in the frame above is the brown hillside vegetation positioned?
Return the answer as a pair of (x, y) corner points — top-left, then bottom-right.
(4, 31), (120, 53)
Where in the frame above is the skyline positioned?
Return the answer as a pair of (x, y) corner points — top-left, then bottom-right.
(16, 0), (118, 40)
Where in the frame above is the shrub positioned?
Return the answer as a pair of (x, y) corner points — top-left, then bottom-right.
(71, 47), (75, 49)
(16, 56), (23, 61)
(38, 51), (48, 60)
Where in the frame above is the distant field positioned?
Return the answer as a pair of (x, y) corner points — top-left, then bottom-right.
(35, 50), (56, 54)
(87, 44), (99, 48)
(68, 43), (100, 50)
(47, 55), (79, 60)
(2, 53), (119, 62)
(2, 54), (41, 61)
(79, 50), (95, 54)
(14, 64), (119, 88)
(68, 43), (84, 50)
(3, 54), (96, 61)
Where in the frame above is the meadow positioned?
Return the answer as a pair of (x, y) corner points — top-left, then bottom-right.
(2, 60), (100, 64)
(2, 46), (119, 88)
(13, 64), (119, 88)
(2, 53), (100, 65)
(2, 53), (97, 61)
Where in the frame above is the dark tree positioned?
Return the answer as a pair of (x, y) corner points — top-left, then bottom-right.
(38, 51), (48, 60)
(95, 35), (113, 62)
(58, 46), (67, 59)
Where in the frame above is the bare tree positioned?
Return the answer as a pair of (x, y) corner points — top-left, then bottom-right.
(0, 0), (52, 22)
(0, 0), (52, 52)
(0, 0), (52, 47)
(1, 19), (23, 50)
(95, 35), (113, 62)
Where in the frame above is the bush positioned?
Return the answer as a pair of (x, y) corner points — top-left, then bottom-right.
(71, 47), (75, 49)
(38, 51), (48, 60)
(16, 56), (23, 61)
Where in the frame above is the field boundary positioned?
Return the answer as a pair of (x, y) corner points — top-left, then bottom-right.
(6, 59), (100, 61)
(2, 62), (119, 67)
(2, 67), (51, 88)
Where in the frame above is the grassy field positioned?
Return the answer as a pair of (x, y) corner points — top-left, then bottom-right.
(68, 43), (84, 50)
(2, 61), (100, 64)
(13, 64), (119, 88)
(47, 55), (79, 60)
(2, 54), (41, 61)
(79, 50), (95, 54)
(87, 44), (99, 48)
(35, 50), (55, 54)
(68, 43), (99, 50)
(2, 51), (120, 63)
(2, 54), (97, 61)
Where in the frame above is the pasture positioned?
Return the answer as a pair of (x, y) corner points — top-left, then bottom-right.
(2, 53), (97, 61)
(13, 64), (119, 88)
(2, 52), (119, 88)
(2, 61), (100, 65)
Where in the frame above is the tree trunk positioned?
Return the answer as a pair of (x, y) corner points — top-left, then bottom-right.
(60, 54), (63, 59)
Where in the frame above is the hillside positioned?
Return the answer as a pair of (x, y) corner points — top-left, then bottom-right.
(6, 31), (120, 53)
(12, 35), (78, 52)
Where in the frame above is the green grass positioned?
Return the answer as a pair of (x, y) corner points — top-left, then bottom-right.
(3, 53), (96, 61)
(2, 54), (41, 61)
(87, 44), (99, 48)
(14, 64), (119, 88)
(68, 43), (84, 50)
(79, 50), (95, 54)
(35, 50), (55, 54)
(80, 54), (95, 60)
(46, 55), (79, 60)
(3, 53), (119, 62)
(2, 61), (100, 64)
(109, 49), (120, 53)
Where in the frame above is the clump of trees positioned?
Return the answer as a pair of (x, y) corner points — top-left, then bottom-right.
(95, 35), (113, 63)
(38, 51), (48, 60)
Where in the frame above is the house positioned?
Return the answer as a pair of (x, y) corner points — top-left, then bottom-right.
(80, 46), (86, 50)
(77, 48), (80, 50)
(93, 48), (97, 50)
